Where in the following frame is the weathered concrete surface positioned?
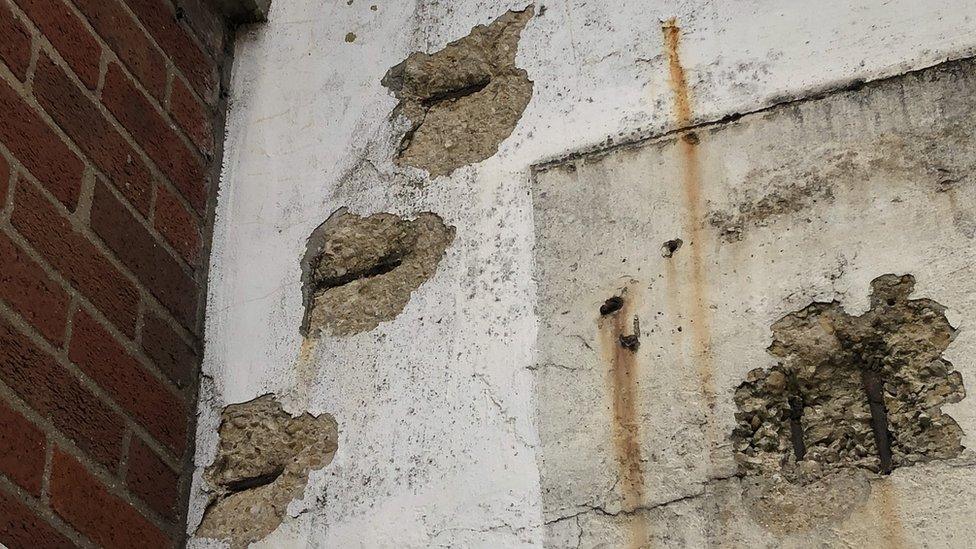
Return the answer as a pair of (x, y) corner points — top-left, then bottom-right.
(192, 0), (976, 546)
(533, 58), (976, 546)
(546, 456), (976, 547)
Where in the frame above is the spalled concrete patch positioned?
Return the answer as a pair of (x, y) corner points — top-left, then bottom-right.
(300, 210), (455, 336)
(382, 6), (535, 177)
(195, 395), (338, 548)
(731, 274), (966, 532)
(733, 274), (965, 480)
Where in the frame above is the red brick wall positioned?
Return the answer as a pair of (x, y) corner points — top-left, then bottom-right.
(0, 0), (230, 546)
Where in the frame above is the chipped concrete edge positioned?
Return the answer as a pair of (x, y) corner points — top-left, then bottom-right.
(299, 207), (349, 337)
(529, 48), (976, 175)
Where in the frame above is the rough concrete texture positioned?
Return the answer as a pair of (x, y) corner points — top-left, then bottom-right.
(734, 274), (965, 480)
(301, 210), (455, 336)
(195, 395), (338, 548)
(382, 7), (534, 177)
(196, 0), (976, 546)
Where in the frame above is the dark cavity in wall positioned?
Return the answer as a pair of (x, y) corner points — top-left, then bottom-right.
(300, 209), (455, 337)
(661, 238), (683, 257)
(732, 274), (966, 483)
(381, 6), (535, 177)
(195, 395), (338, 548)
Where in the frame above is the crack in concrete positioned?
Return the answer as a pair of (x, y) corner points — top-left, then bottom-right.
(472, 371), (535, 449)
(428, 521), (524, 543)
(544, 473), (739, 527)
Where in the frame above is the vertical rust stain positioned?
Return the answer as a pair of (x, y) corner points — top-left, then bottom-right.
(662, 18), (719, 463)
(874, 480), (908, 549)
(598, 286), (648, 548)
(663, 19), (693, 127)
(291, 336), (320, 408)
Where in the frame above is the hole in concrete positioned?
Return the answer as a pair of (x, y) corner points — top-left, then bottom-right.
(381, 6), (535, 177)
(419, 79), (491, 107)
(600, 296), (624, 316)
(619, 333), (640, 351)
(221, 466), (284, 493)
(661, 238), (683, 258)
(617, 314), (641, 351)
(195, 395), (338, 548)
(300, 209), (455, 337)
(732, 274), (966, 483)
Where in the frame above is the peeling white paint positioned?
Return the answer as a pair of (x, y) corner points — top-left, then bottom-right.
(191, 0), (976, 546)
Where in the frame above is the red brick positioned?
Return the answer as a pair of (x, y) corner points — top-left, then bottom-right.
(13, 0), (101, 90)
(70, 0), (168, 101)
(126, 437), (179, 521)
(68, 309), (186, 455)
(0, 77), (83, 210)
(0, 399), (45, 496)
(141, 311), (197, 389)
(0, 230), (70, 345)
(169, 75), (213, 156)
(11, 181), (139, 336)
(170, 0), (225, 58)
(0, 488), (78, 549)
(0, 1), (32, 81)
(154, 183), (200, 265)
(102, 63), (207, 213)
(90, 181), (198, 331)
(50, 450), (172, 549)
(0, 316), (124, 468)
(33, 53), (153, 216)
(123, 0), (217, 103)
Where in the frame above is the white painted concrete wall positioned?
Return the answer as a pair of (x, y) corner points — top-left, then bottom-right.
(189, 0), (976, 546)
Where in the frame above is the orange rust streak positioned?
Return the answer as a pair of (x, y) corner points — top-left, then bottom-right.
(678, 137), (714, 401)
(608, 312), (645, 509)
(875, 480), (908, 549)
(662, 19), (718, 442)
(663, 20), (692, 126)
(292, 336), (320, 408)
(599, 293), (647, 548)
